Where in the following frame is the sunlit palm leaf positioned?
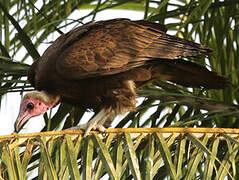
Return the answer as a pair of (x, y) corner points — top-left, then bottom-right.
(0, 128), (238, 179)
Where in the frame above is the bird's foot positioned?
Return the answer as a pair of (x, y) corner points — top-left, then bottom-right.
(69, 123), (106, 136)
(68, 108), (115, 137)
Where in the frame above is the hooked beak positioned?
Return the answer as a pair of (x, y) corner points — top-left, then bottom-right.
(14, 111), (31, 132)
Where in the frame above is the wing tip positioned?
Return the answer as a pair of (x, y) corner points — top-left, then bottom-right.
(199, 44), (213, 55)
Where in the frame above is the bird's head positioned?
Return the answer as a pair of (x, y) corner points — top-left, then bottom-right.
(15, 91), (60, 132)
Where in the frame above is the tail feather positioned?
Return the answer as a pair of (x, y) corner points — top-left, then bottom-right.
(151, 59), (231, 89)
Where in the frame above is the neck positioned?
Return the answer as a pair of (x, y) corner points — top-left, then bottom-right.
(41, 91), (60, 107)
(23, 90), (60, 107)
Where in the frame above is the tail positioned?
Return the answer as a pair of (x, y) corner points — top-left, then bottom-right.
(151, 59), (231, 89)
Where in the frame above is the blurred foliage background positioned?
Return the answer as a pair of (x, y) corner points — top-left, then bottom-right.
(0, 0), (239, 179)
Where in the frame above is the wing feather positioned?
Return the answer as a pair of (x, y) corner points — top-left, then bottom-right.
(53, 18), (211, 80)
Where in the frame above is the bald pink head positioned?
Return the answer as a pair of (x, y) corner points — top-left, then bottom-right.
(15, 91), (60, 132)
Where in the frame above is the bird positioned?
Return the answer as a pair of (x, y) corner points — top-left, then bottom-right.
(15, 18), (231, 135)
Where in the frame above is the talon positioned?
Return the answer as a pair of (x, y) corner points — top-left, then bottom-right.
(67, 121), (107, 137)
(66, 108), (115, 137)
(97, 125), (106, 132)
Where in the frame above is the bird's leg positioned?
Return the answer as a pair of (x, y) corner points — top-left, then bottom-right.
(69, 107), (116, 137)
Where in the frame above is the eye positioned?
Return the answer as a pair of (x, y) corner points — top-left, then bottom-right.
(27, 102), (34, 109)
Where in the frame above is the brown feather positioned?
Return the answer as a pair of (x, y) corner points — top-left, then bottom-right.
(149, 59), (231, 89)
(28, 18), (230, 115)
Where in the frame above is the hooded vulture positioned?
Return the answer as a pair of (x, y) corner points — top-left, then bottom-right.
(15, 18), (230, 135)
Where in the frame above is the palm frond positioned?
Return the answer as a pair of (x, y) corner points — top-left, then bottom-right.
(0, 128), (239, 179)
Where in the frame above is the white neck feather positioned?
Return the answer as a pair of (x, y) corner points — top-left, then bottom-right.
(23, 91), (60, 106)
